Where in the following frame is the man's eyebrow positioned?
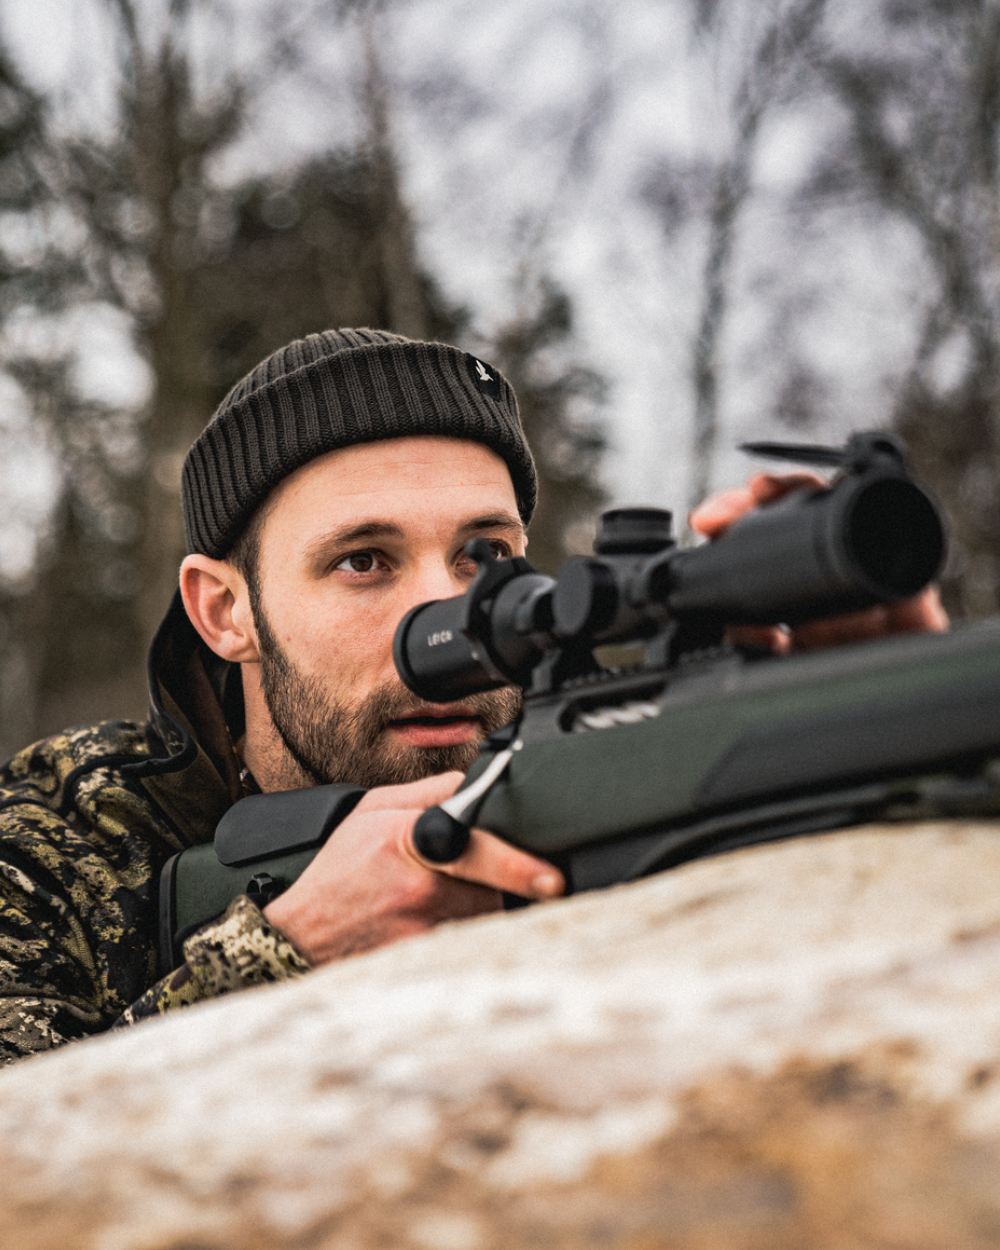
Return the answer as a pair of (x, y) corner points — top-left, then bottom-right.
(304, 521), (406, 563)
(304, 514), (526, 565)
(462, 513), (526, 537)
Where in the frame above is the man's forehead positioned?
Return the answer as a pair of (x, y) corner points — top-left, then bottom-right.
(289, 435), (511, 489)
(260, 436), (521, 542)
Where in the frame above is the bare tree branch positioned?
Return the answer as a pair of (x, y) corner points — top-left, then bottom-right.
(687, 0), (827, 515)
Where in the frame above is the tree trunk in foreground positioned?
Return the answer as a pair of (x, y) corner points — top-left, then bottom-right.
(3, 822), (1000, 1248)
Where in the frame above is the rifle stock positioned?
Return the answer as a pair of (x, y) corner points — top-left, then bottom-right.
(160, 619), (1000, 972)
(468, 620), (1000, 886)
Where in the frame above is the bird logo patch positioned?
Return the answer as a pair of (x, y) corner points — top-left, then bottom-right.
(466, 353), (501, 399)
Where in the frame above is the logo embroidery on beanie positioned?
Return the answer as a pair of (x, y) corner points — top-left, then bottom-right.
(466, 353), (501, 400)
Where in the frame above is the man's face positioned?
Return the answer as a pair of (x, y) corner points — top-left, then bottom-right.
(246, 436), (524, 789)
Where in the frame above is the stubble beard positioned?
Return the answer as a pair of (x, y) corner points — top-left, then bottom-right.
(253, 598), (522, 790)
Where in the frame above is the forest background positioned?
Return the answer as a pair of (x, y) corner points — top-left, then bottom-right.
(0, 0), (996, 756)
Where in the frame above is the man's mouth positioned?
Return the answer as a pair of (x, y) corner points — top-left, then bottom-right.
(385, 705), (483, 748)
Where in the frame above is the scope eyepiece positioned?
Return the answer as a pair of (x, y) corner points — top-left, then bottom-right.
(393, 545), (555, 703)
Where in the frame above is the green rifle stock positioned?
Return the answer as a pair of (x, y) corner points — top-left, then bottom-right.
(160, 621), (1000, 972)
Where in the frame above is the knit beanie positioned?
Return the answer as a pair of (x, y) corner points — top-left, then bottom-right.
(181, 328), (537, 557)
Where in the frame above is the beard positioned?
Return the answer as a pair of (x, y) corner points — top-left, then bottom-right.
(253, 600), (522, 789)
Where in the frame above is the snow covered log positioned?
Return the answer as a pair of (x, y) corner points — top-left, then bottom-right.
(4, 821), (1000, 1249)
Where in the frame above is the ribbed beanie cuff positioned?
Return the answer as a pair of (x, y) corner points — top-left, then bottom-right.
(182, 328), (537, 557)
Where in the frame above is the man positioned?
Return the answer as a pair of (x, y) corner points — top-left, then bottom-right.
(0, 328), (945, 1063)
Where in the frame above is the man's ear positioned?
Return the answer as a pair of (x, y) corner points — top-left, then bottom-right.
(179, 554), (260, 663)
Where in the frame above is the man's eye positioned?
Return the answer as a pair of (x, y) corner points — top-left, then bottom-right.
(334, 551), (381, 574)
(455, 539), (512, 580)
(458, 539), (510, 571)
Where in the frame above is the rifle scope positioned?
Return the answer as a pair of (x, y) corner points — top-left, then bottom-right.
(393, 434), (946, 703)
(393, 554), (556, 703)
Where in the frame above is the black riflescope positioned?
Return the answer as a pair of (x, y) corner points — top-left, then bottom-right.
(392, 546), (555, 703)
(393, 448), (946, 702)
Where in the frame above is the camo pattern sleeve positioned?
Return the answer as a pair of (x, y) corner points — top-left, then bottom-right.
(0, 721), (167, 1063)
(0, 850), (107, 1060)
(0, 719), (315, 1063)
(115, 894), (312, 1025)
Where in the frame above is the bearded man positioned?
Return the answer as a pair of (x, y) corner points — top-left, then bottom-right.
(0, 329), (945, 1063)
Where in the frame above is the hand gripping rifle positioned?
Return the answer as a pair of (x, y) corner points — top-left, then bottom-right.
(159, 432), (1000, 971)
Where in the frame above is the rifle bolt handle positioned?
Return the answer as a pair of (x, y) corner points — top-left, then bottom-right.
(413, 807), (471, 864)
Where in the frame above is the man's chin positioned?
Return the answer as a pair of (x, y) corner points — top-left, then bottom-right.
(382, 739), (483, 785)
(317, 737), (483, 790)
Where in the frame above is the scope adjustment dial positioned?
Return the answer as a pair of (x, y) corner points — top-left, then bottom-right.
(552, 558), (619, 638)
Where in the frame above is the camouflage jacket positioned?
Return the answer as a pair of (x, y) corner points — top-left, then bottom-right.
(0, 594), (310, 1063)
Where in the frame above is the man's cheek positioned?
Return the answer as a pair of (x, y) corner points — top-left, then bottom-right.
(321, 617), (393, 680)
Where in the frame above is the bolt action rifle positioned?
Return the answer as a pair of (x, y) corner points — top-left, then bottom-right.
(159, 432), (1000, 973)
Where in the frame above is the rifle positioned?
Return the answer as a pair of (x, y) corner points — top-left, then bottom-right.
(159, 432), (1000, 972)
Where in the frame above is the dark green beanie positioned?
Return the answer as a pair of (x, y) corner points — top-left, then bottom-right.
(181, 328), (537, 557)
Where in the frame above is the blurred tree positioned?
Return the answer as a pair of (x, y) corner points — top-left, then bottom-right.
(492, 282), (606, 574)
(690, 0), (829, 517)
(0, 0), (253, 742)
(807, 2), (1000, 616)
(193, 154), (460, 396)
(0, 0), (605, 751)
(636, 0), (997, 615)
(0, 44), (56, 308)
(0, 40), (125, 745)
(643, 0), (828, 517)
(0, 357), (138, 738)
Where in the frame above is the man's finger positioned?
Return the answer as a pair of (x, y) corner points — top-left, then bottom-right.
(688, 485), (756, 538)
(790, 606), (893, 650)
(358, 770), (465, 813)
(440, 826), (566, 900)
(747, 470), (825, 505)
(725, 623), (792, 655)
(689, 472), (826, 539)
(885, 587), (949, 633)
(400, 820), (564, 901)
(791, 587), (949, 651)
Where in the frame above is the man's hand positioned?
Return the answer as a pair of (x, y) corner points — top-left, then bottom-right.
(689, 470), (949, 653)
(263, 772), (564, 967)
